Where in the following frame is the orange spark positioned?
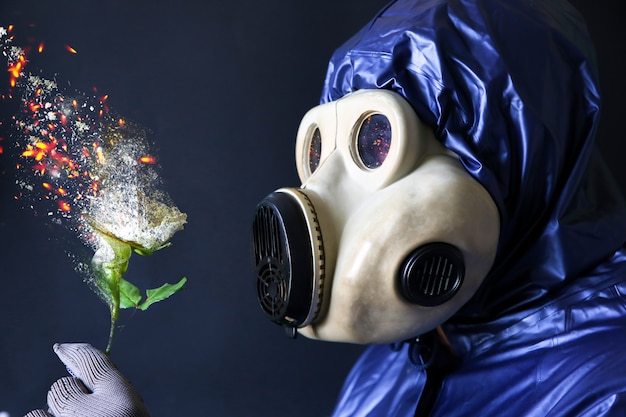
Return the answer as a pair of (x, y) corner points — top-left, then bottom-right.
(42, 182), (52, 190)
(118, 118), (125, 127)
(35, 141), (54, 151)
(139, 155), (157, 164)
(38, 42), (44, 53)
(8, 61), (22, 78)
(58, 200), (71, 212)
(65, 45), (77, 54)
(7, 54), (26, 87)
(32, 163), (46, 174)
(95, 147), (105, 164)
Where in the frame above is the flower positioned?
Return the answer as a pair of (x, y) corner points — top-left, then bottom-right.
(85, 187), (187, 256)
(3, 27), (187, 354)
(77, 119), (188, 354)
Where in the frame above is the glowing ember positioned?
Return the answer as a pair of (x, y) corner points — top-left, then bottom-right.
(139, 155), (156, 164)
(58, 200), (71, 212)
(1, 26), (187, 354)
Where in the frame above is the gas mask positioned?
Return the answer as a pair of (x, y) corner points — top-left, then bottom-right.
(251, 89), (500, 344)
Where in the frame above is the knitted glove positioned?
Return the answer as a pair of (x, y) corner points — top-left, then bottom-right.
(23, 410), (52, 417)
(24, 343), (150, 417)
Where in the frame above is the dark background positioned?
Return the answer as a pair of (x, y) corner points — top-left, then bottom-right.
(0, 1), (623, 416)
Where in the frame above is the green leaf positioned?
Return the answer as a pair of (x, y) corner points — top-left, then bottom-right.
(119, 278), (142, 309)
(132, 242), (172, 257)
(138, 277), (187, 311)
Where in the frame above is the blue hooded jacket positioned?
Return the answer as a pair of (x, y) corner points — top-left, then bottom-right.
(321, 0), (626, 415)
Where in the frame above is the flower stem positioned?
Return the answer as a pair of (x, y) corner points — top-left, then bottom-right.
(106, 317), (116, 355)
(91, 231), (131, 355)
(105, 299), (121, 355)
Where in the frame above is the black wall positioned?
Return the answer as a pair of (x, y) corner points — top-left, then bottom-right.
(0, 1), (623, 416)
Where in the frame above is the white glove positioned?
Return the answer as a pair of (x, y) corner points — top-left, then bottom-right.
(24, 343), (150, 417)
(23, 411), (52, 417)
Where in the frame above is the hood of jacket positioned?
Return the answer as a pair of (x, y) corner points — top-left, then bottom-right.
(320, 0), (626, 321)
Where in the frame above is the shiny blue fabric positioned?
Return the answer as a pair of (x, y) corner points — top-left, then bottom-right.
(321, 0), (626, 415)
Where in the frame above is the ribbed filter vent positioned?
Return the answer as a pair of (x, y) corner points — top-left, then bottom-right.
(398, 242), (465, 306)
(252, 206), (289, 319)
(419, 255), (457, 295)
(251, 191), (315, 328)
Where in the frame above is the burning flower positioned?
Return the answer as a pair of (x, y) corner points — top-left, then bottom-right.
(87, 189), (187, 257)
(85, 190), (187, 353)
(1, 26), (187, 354)
(79, 119), (188, 353)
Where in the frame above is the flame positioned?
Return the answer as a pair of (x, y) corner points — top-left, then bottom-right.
(7, 53), (26, 88)
(36, 141), (54, 150)
(139, 155), (157, 164)
(96, 147), (105, 164)
(65, 44), (77, 54)
(38, 42), (44, 53)
(58, 200), (71, 212)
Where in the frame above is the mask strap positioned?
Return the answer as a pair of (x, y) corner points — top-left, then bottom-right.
(392, 327), (459, 417)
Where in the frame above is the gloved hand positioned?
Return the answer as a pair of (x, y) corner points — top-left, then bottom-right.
(24, 343), (150, 417)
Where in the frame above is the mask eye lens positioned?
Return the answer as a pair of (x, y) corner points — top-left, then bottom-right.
(356, 114), (391, 169)
(308, 127), (322, 174)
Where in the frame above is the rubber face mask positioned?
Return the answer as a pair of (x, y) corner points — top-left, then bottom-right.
(251, 89), (500, 344)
